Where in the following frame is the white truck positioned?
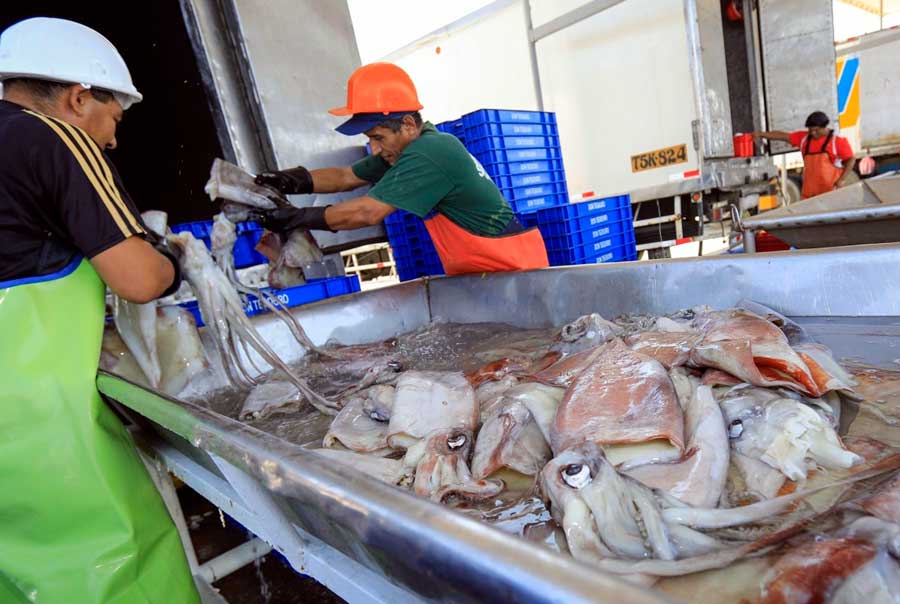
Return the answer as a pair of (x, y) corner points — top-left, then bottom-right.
(381, 0), (841, 257)
(835, 26), (900, 173)
(764, 24), (900, 204)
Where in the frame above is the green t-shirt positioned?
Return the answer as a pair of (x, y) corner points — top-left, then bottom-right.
(351, 122), (513, 236)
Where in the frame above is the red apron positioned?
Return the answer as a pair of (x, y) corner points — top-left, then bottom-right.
(801, 131), (844, 199)
(424, 213), (549, 275)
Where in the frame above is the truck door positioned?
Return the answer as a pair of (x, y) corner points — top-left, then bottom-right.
(758, 0), (838, 153)
(181, 0), (383, 250)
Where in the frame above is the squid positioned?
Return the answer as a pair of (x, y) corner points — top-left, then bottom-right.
(471, 383), (563, 480)
(323, 385), (396, 456)
(539, 441), (900, 579)
(550, 338), (685, 469)
(627, 384), (730, 508)
(210, 213), (330, 358)
(168, 230), (337, 415)
(720, 385), (862, 481)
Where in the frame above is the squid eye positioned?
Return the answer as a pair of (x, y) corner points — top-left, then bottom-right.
(562, 464), (591, 489)
(728, 419), (744, 439)
(368, 410), (389, 422)
(447, 434), (467, 449)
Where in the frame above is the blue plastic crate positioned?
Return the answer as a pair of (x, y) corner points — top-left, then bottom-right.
(468, 134), (561, 155)
(507, 192), (567, 214)
(384, 209), (444, 274)
(391, 244), (441, 262)
(436, 118), (464, 130)
(474, 146), (561, 164)
(500, 180), (567, 202)
(547, 240), (638, 266)
(393, 254), (444, 281)
(535, 203), (629, 233)
(397, 264), (444, 281)
(170, 220), (268, 268)
(386, 228), (433, 250)
(517, 212), (540, 228)
(464, 121), (559, 140)
(538, 218), (634, 248)
(394, 253), (442, 270)
(541, 220), (634, 255)
(435, 119), (466, 144)
(462, 109), (557, 127)
(179, 275), (361, 327)
(483, 158), (564, 177)
(491, 169), (566, 190)
(384, 209), (426, 227)
(533, 195), (631, 227)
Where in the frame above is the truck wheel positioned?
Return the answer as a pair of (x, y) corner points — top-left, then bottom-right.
(782, 177), (801, 205)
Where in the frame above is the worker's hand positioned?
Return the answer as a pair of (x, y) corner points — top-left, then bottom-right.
(257, 205), (332, 233)
(255, 166), (314, 196)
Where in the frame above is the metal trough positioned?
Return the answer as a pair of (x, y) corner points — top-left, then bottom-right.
(99, 244), (900, 604)
(736, 173), (900, 251)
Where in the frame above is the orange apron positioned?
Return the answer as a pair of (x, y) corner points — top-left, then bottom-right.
(424, 213), (549, 275)
(801, 131), (844, 199)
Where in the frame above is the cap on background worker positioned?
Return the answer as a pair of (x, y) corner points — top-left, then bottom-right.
(751, 111), (857, 199)
(253, 62), (549, 275)
(0, 17), (198, 604)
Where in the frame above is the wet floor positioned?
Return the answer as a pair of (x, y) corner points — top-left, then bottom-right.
(180, 486), (345, 604)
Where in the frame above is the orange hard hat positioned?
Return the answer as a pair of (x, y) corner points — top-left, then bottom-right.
(329, 62), (423, 116)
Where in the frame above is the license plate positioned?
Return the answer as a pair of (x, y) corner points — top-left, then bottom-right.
(630, 144), (688, 173)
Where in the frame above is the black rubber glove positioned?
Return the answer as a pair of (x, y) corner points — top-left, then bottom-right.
(254, 166), (314, 195)
(145, 231), (183, 298)
(257, 205), (332, 233)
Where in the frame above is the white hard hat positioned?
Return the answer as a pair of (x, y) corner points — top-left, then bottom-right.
(0, 17), (142, 110)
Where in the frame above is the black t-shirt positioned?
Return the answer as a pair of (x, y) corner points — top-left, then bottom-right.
(0, 100), (146, 282)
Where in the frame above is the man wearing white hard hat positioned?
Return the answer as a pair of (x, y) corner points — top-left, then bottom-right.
(0, 18), (198, 604)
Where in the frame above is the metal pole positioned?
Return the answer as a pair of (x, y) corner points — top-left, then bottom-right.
(743, 229), (757, 253)
(674, 195), (684, 240)
(523, 0), (544, 111)
(197, 537), (273, 583)
(529, 0), (628, 42)
(740, 203), (900, 231)
(137, 448), (201, 573)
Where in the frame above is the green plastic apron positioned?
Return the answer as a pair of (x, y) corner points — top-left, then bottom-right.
(0, 257), (198, 604)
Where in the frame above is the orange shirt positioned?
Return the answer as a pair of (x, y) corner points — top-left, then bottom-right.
(789, 131), (854, 165)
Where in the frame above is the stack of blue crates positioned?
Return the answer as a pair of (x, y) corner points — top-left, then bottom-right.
(171, 220), (268, 268)
(435, 118), (466, 144)
(383, 210), (445, 281)
(462, 108), (566, 214)
(385, 110), (637, 280)
(520, 194), (637, 265)
(169, 219), (361, 322)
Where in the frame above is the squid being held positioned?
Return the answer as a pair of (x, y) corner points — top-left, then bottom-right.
(210, 213), (330, 358)
(168, 230), (337, 415)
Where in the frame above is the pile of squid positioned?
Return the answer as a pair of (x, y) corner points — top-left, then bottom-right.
(303, 304), (900, 600)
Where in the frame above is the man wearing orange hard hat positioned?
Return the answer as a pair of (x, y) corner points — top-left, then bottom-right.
(254, 62), (549, 275)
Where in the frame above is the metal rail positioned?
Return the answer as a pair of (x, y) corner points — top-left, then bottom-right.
(736, 174), (900, 251)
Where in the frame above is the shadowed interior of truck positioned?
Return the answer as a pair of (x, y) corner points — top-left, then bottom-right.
(1, 1), (223, 223)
